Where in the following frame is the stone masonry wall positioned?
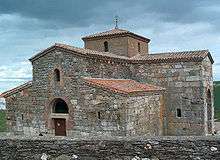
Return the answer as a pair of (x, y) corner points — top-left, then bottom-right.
(4, 87), (38, 135)
(1, 136), (220, 160)
(131, 59), (213, 136)
(60, 83), (127, 137)
(21, 48), (213, 136)
(125, 94), (163, 136)
(30, 49), (163, 137)
(84, 36), (149, 58)
(6, 47), (213, 137)
(202, 57), (214, 134)
(84, 36), (129, 57)
(31, 49), (131, 136)
(127, 36), (148, 57)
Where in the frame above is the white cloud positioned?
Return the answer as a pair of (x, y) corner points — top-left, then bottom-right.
(0, 61), (32, 81)
(0, 8), (220, 94)
(123, 16), (220, 81)
(0, 61), (32, 93)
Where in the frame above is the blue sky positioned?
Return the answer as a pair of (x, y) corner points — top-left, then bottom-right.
(0, 0), (220, 93)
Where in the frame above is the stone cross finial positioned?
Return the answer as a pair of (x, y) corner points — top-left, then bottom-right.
(114, 15), (119, 29)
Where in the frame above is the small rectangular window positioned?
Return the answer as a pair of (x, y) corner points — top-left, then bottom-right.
(97, 111), (101, 119)
(104, 41), (109, 52)
(54, 69), (61, 82)
(138, 42), (141, 52)
(177, 109), (182, 117)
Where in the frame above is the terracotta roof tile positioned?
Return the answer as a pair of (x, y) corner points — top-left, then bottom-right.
(29, 43), (130, 62)
(55, 43), (130, 59)
(83, 78), (165, 94)
(0, 81), (32, 98)
(29, 43), (213, 64)
(83, 28), (129, 38)
(132, 50), (214, 64)
(82, 28), (150, 42)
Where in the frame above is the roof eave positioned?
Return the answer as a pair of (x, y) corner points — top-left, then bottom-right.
(207, 52), (214, 64)
(1, 82), (32, 98)
(29, 44), (214, 65)
(29, 43), (131, 63)
(84, 81), (165, 96)
(29, 45), (58, 62)
(83, 78), (166, 96)
(82, 33), (150, 43)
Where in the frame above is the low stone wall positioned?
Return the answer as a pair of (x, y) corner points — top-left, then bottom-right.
(0, 136), (220, 160)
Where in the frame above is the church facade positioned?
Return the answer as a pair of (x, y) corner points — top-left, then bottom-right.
(1, 28), (214, 137)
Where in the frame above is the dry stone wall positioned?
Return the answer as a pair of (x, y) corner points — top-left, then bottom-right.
(0, 136), (220, 160)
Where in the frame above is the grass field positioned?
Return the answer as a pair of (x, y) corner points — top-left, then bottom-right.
(0, 110), (6, 132)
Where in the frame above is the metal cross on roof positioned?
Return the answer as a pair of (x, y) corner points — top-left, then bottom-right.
(114, 15), (119, 29)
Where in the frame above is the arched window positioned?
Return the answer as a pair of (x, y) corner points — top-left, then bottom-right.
(53, 98), (68, 113)
(138, 42), (141, 52)
(104, 41), (109, 52)
(54, 69), (60, 82)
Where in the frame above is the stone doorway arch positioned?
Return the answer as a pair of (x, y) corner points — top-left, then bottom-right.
(51, 98), (69, 136)
(52, 98), (69, 114)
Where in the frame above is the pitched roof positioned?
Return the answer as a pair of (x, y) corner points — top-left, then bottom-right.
(132, 50), (214, 64)
(83, 78), (165, 95)
(0, 81), (32, 98)
(29, 43), (130, 62)
(82, 28), (150, 42)
(29, 43), (214, 64)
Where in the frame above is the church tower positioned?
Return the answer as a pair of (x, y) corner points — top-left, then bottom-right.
(82, 28), (150, 58)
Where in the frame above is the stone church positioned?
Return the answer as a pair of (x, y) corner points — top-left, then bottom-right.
(1, 28), (214, 137)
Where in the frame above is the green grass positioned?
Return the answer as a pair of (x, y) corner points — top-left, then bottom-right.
(0, 110), (6, 132)
(214, 81), (220, 121)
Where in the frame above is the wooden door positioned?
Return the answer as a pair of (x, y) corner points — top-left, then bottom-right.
(54, 118), (66, 136)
